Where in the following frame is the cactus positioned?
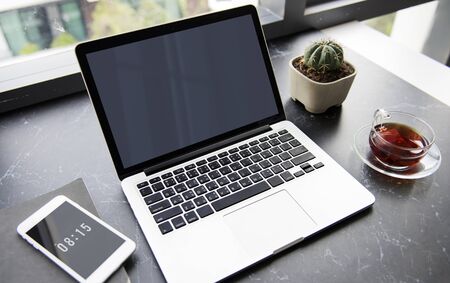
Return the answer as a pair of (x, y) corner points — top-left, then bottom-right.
(303, 40), (344, 73)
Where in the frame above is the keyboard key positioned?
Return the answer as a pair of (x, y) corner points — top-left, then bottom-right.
(267, 176), (284, 187)
(259, 136), (269, 142)
(149, 177), (161, 184)
(197, 205), (214, 218)
(182, 190), (196, 200)
(186, 179), (199, 188)
(250, 173), (263, 183)
(280, 143), (292, 151)
(314, 162), (324, 169)
(241, 158), (252, 167)
(139, 186), (152, 197)
(162, 188), (176, 198)
(249, 164), (262, 173)
(158, 221), (173, 234)
(229, 153), (241, 162)
(229, 182), (242, 192)
(294, 170), (305, 177)
(281, 161), (293, 170)
(249, 146), (261, 154)
(217, 176), (230, 186)
(174, 183), (187, 193)
(239, 178), (252, 187)
(175, 173), (188, 183)
(238, 168), (251, 177)
(208, 170), (221, 179)
(198, 165), (210, 174)
(289, 146), (307, 157)
(261, 150), (273, 159)
(279, 133), (294, 143)
(198, 175), (210, 184)
(250, 154), (263, 163)
(186, 169), (199, 178)
(217, 187), (230, 197)
(171, 216), (186, 229)
(161, 172), (173, 179)
(152, 182), (164, 192)
(154, 206), (182, 223)
(269, 156), (282, 165)
(211, 181), (271, 212)
(259, 142), (271, 150)
(170, 195), (184, 205)
(194, 196), (207, 207)
(271, 165), (283, 174)
(209, 161), (221, 170)
(218, 152), (228, 158)
(186, 179), (199, 189)
(292, 152), (315, 166)
(279, 152), (291, 161)
(144, 192), (163, 205)
(240, 149), (251, 158)
(280, 171), (294, 182)
(185, 164), (195, 170)
(194, 186), (207, 196)
(278, 129), (288, 135)
(182, 201), (195, 211)
(184, 211), (199, 223)
(173, 168), (184, 175)
(259, 160), (271, 169)
(207, 155), (218, 162)
(261, 169), (274, 178)
(269, 133), (278, 138)
(137, 181), (149, 188)
(219, 157), (231, 166)
(230, 162), (243, 171)
(196, 159), (207, 166)
(229, 148), (239, 153)
(219, 166), (232, 175)
(239, 144), (249, 150)
(270, 146), (282, 155)
(228, 172), (241, 182)
(149, 199), (171, 214)
(269, 139), (281, 146)
(206, 191), (219, 201)
(163, 178), (176, 187)
(205, 181), (219, 191)
(289, 139), (301, 147)
(303, 165), (315, 173)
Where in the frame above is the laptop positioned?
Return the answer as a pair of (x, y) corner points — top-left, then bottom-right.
(75, 5), (374, 283)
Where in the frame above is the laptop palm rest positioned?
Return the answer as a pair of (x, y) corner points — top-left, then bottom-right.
(223, 190), (317, 257)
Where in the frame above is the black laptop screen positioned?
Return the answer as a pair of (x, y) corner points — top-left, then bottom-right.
(85, 15), (279, 169)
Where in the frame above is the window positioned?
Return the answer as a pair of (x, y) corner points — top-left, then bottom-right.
(0, 0), (434, 113)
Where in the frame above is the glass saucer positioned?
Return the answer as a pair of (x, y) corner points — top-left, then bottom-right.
(353, 124), (441, 179)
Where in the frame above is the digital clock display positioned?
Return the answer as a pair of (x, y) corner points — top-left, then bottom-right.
(26, 201), (125, 278)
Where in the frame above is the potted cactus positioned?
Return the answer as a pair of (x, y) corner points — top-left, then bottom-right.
(289, 39), (356, 114)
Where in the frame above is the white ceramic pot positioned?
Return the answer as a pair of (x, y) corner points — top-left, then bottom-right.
(289, 56), (357, 114)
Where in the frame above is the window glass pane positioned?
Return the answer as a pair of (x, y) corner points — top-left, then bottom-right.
(0, 0), (284, 63)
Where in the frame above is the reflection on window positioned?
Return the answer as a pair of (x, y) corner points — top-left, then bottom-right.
(0, 0), (283, 63)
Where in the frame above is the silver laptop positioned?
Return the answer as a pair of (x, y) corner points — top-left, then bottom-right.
(75, 5), (374, 283)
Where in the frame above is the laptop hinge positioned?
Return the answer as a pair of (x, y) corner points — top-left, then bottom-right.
(144, 125), (272, 176)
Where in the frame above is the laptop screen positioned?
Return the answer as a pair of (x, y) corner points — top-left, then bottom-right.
(81, 11), (282, 174)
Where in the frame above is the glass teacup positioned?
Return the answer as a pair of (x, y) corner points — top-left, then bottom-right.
(368, 109), (435, 171)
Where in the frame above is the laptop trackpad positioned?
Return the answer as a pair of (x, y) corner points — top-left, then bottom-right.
(223, 190), (317, 256)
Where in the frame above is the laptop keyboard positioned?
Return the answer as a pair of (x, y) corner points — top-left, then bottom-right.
(135, 129), (325, 235)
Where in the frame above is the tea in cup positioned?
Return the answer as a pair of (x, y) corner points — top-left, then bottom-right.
(369, 109), (435, 171)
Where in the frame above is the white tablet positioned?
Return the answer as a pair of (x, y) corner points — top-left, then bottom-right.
(17, 195), (136, 283)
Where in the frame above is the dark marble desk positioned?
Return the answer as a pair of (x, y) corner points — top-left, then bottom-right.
(1, 30), (449, 283)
